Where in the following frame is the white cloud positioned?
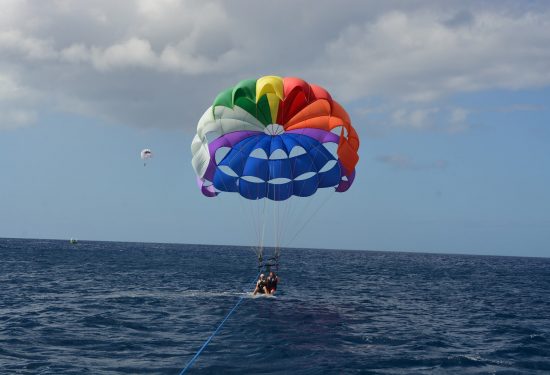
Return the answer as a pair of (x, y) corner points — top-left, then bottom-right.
(376, 154), (414, 169)
(1, 1), (242, 76)
(1, 1), (550, 131)
(91, 38), (157, 71)
(317, 9), (550, 101)
(0, 73), (24, 100)
(494, 104), (546, 112)
(450, 108), (469, 124)
(136, 0), (186, 20)
(0, 73), (38, 129)
(376, 154), (448, 170)
(60, 43), (90, 63)
(393, 107), (440, 130)
(0, 109), (37, 130)
(0, 30), (57, 60)
(58, 36), (242, 74)
(447, 107), (470, 133)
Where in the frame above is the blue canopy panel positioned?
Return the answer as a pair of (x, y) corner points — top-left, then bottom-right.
(307, 145), (335, 170)
(218, 134), (265, 176)
(268, 159), (293, 180)
(243, 157), (269, 180)
(238, 179), (267, 200)
(269, 136), (286, 155)
(237, 180), (301, 201)
(284, 133), (320, 151)
(318, 162), (342, 188)
(213, 169), (239, 192)
(293, 175), (320, 197)
(212, 132), (342, 200)
(267, 182), (293, 201)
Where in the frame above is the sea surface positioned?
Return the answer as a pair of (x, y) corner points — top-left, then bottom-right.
(1, 238), (549, 374)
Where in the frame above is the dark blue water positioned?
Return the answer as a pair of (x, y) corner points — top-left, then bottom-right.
(1, 238), (549, 374)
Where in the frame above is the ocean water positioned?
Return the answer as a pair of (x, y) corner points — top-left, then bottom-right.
(1, 238), (549, 374)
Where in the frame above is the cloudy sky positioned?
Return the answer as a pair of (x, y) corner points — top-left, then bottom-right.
(1, 0), (549, 257)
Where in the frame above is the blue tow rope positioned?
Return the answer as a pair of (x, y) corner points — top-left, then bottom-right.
(178, 271), (261, 374)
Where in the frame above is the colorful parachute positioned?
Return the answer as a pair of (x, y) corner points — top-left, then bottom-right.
(191, 76), (359, 201)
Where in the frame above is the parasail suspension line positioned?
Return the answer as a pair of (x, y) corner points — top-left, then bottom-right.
(284, 187), (336, 248)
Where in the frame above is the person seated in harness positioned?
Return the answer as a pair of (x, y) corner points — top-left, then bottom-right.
(253, 274), (269, 295)
(266, 271), (279, 295)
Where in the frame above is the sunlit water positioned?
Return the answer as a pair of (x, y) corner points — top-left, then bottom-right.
(1, 238), (549, 374)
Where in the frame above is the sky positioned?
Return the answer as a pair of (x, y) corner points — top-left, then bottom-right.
(1, 0), (549, 257)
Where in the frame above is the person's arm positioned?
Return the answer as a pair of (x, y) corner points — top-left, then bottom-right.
(253, 280), (260, 295)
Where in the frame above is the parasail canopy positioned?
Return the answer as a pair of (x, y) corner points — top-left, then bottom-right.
(191, 76), (359, 201)
(141, 149), (152, 160)
(141, 149), (153, 167)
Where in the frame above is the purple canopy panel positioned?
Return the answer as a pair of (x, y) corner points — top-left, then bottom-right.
(287, 128), (339, 144)
(201, 131), (262, 181)
(335, 168), (356, 192)
(197, 176), (219, 197)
